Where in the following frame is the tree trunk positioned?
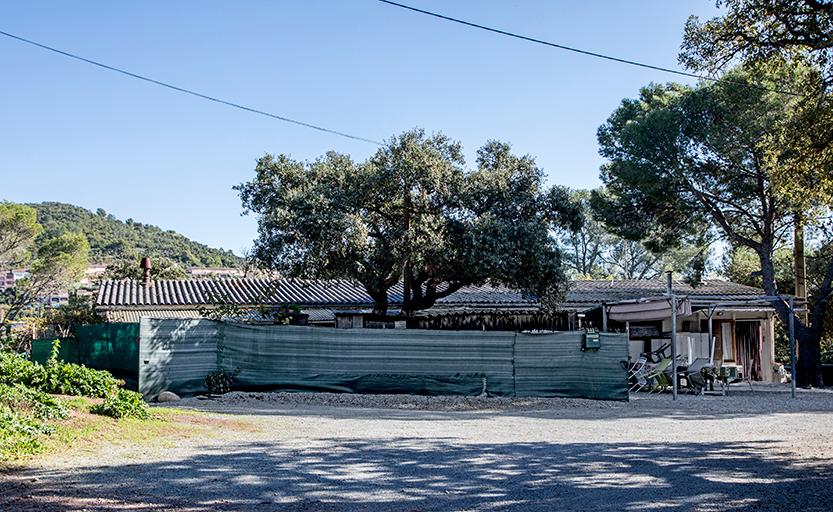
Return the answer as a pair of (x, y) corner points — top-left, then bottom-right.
(370, 291), (389, 316)
(402, 257), (412, 318)
(759, 247), (823, 387)
(796, 324), (824, 387)
(400, 178), (411, 317)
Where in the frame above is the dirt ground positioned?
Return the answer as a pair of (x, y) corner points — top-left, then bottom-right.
(2, 386), (833, 511)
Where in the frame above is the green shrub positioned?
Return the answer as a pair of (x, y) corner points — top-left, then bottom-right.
(821, 338), (833, 365)
(0, 383), (69, 421)
(0, 341), (122, 398)
(90, 389), (149, 420)
(0, 351), (40, 386)
(0, 341), (151, 459)
(204, 368), (239, 395)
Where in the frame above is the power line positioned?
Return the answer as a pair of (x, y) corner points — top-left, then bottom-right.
(0, 29), (383, 145)
(376, 0), (801, 97)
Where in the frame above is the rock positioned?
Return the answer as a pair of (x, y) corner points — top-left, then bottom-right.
(156, 391), (181, 403)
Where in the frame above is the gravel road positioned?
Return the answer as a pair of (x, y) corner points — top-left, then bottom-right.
(3, 386), (833, 511)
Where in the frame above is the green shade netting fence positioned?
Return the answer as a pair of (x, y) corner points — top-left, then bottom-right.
(138, 319), (629, 401)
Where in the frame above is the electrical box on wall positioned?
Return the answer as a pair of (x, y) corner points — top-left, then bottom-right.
(583, 331), (601, 351)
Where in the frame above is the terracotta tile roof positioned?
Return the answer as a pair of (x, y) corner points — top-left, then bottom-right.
(96, 279), (534, 309)
(95, 278), (766, 312)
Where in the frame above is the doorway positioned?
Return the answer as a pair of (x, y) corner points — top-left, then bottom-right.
(736, 321), (763, 381)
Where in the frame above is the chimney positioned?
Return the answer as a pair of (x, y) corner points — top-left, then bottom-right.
(140, 257), (152, 287)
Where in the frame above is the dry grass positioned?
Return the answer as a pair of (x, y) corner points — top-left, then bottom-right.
(2, 397), (261, 468)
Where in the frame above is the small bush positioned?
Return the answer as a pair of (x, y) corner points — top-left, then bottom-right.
(204, 368), (239, 395)
(90, 389), (149, 420)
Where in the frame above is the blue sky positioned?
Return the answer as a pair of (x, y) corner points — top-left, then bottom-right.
(1, 1), (719, 256)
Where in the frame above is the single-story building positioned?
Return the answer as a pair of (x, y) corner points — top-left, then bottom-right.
(95, 278), (553, 328)
(95, 277), (782, 382)
(564, 280), (782, 383)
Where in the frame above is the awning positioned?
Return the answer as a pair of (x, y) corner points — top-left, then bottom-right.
(606, 296), (692, 322)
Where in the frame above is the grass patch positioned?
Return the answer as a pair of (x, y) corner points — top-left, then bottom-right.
(4, 399), (181, 463)
(0, 383), (72, 461)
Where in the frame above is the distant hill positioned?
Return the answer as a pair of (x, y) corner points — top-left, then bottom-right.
(29, 202), (243, 268)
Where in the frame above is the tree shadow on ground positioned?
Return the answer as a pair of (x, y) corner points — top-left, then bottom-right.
(3, 439), (831, 511)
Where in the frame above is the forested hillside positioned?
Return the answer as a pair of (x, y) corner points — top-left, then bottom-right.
(29, 202), (242, 267)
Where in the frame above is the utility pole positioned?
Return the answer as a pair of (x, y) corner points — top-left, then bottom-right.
(667, 271), (677, 401)
(601, 302), (608, 332)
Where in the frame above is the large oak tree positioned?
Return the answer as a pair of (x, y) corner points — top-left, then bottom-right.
(237, 129), (580, 315)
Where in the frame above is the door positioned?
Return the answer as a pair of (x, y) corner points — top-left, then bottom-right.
(721, 322), (734, 362)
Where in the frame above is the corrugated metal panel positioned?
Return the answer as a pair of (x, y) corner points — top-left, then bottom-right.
(139, 318), (220, 399)
(303, 309), (336, 323)
(105, 309), (204, 323)
(105, 308), (335, 324)
(565, 279), (764, 307)
(514, 332), (629, 401)
(100, 279), (379, 307)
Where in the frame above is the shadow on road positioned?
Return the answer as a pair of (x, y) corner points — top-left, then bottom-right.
(3, 438), (831, 511)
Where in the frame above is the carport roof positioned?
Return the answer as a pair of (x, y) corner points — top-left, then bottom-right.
(564, 279), (763, 307)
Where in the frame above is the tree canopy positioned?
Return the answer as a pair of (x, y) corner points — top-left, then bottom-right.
(237, 129), (580, 315)
(681, 1), (833, 210)
(0, 202), (43, 270)
(557, 189), (710, 282)
(1, 204), (90, 325)
(595, 68), (833, 385)
(681, 0), (833, 87)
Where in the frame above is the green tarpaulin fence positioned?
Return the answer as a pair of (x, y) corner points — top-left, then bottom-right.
(31, 323), (140, 388)
(138, 319), (629, 401)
